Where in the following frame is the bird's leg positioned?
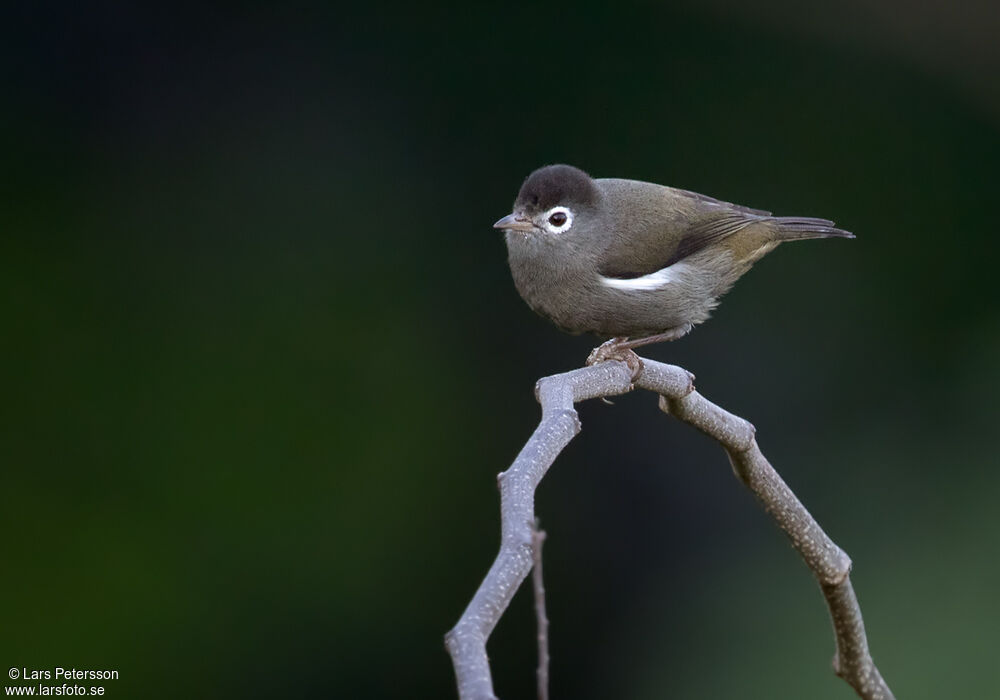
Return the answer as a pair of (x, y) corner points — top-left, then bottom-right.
(614, 323), (693, 350)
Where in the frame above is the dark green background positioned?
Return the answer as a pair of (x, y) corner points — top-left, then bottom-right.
(4, 2), (998, 698)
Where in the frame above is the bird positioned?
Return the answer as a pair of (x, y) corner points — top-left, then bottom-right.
(494, 164), (852, 360)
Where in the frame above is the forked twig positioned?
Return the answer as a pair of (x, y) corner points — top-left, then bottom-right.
(444, 358), (894, 700)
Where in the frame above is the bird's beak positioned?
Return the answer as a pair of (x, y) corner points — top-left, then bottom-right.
(493, 213), (535, 233)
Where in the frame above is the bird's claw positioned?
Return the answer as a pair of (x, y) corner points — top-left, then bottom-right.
(586, 338), (643, 379)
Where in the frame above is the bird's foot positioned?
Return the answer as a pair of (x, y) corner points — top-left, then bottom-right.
(586, 337), (643, 379)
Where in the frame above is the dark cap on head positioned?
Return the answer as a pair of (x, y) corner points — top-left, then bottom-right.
(514, 164), (600, 214)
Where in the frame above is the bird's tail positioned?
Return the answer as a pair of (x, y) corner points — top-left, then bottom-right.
(772, 217), (854, 240)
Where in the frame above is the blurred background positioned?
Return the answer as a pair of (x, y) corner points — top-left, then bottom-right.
(3, 1), (998, 698)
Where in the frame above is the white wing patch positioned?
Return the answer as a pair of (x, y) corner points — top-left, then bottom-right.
(599, 262), (690, 291)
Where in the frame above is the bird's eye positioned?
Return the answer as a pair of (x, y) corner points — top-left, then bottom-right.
(541, 206), (573, 233)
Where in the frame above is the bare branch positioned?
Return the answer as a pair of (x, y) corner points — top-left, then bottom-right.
(444, 362), (634, 700)
(445, 358), (894, 700)
(636, 359), (894, 699)
(531, 523), (549, 700)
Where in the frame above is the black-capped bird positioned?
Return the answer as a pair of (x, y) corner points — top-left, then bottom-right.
(495, 164), (851, 357)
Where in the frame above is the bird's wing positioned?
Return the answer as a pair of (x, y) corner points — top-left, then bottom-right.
(670, 186), (771, 218)
(595, 179), (770, 280)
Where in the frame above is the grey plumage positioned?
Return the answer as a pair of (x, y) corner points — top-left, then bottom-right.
(497, 164), (853, 344)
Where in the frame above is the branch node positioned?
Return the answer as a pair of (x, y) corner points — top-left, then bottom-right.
(681, 376), (696, 397)
(821, 555), (853, 587)
(733, 422), (757, 453)
(656, 394), (673, 415)
(567, 409), (582, 434)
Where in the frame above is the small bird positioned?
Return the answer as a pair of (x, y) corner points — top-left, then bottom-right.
(494, 164), (852, 357)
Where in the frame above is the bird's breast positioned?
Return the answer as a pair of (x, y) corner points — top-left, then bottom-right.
(505, 235), (594, 327)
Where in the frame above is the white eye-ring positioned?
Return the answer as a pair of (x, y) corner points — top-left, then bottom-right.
(541, 206), (574, 234)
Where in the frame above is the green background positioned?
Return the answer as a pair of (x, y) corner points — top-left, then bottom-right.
(3, 2), (998, 698)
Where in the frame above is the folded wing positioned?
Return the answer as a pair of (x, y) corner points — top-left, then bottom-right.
(596, 180), (771, 280)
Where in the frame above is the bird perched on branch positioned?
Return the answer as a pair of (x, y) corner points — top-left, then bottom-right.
(495, 164), (852, 361)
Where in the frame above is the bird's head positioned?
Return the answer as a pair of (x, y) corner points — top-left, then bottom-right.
(494, 164), (600, 237)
